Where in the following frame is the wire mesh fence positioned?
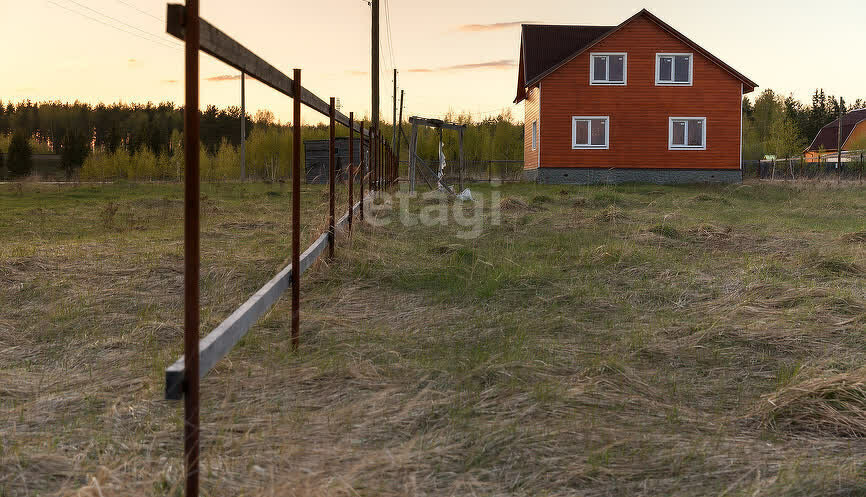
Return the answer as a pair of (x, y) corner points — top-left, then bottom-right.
(743, 150), (866, 181)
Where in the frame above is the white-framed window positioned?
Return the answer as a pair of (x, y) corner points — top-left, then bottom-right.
(572, 116), (609, 149)
(656, 53), (693, 85)
(531, 121), (538, 151)
(669, 117), (706, 150)
(590, 53), (627, 85)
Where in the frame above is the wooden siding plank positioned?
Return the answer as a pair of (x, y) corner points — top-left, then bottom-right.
(166, 4), (362, 134)
(165, 201), (361, 400)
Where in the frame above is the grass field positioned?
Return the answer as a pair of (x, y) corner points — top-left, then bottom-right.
(1, 180), (865, 496)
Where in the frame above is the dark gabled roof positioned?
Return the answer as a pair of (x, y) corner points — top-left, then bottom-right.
(806, 109), (866, 152)
(515, 25), (613, 103)
(514, 9), (758, 104)
(523, 25), (614, 87)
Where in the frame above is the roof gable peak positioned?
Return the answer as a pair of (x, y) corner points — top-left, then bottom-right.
(514, 8), (757, 103)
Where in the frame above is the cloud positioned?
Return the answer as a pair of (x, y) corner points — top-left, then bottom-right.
(444, 60), (516, 70)
(456, 21), (536, 32)
(345, 70), (368, 76)
(205, 74), (242, 82)
(408, 59), (516, 73)
(161, 79), (179, 84)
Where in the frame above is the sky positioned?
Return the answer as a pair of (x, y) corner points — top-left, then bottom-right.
(2, 0), (865, 125)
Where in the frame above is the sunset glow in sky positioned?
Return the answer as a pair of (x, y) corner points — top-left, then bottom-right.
(3, 0), (865, 124)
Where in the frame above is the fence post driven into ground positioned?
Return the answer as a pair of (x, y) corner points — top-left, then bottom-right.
(182, 1), (201, 495)
(375, 133), (379, 191)
(459, 131), (464, 192)
(370, 130), (375, 193)
(360, 122), (365, 221)
(378, 135), (382, 191)
(328, 98), (336, 259)
(376, 135), (382, 192)
(292, 68), (301, 352)
(349, 112), (354, 232)
(379, 134), (383, 190)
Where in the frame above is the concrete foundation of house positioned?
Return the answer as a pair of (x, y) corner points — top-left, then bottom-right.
(524, 167), (741, 185)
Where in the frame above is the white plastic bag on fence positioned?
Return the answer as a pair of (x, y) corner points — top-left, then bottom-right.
(456, 188), (474, 202)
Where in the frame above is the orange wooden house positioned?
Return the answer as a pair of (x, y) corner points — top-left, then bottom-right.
(515, 9), (757, 184)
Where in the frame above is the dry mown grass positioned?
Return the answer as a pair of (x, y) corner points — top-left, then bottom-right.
(2, 180), (866, 496)
(750, 366), (866, 437)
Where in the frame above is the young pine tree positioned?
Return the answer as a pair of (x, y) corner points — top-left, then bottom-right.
(61, 129), (90, 179)
(6, 131), (33, 177)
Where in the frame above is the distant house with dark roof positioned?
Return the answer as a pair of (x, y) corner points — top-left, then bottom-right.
(804, 109), (866, 162)
(515, 9), (757, 184)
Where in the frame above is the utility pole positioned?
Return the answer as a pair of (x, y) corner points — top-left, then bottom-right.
(397, 89), (404, 179)
(240, 71), (246, 181)
(371, 0), (379, 142)
(837, 97), (843, 171)
(392, 69), (397, 154)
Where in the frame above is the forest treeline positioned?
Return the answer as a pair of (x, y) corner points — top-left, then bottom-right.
(742, 89), (865, 160)
(0, 100), (522, 180)
(0, 89), (859, 179)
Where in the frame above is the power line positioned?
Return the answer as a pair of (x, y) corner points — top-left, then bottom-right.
(47, 0), (179, 51)
(112, 0), (162, 22)
(382, 0), (396, 69)
(60, 0), (183, 48)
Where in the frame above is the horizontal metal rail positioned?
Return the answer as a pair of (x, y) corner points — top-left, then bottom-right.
(165, 201), (361, 400)
(166, 4), (366, 135)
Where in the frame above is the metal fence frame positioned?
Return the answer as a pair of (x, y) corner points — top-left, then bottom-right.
(165, 3), (398, 495)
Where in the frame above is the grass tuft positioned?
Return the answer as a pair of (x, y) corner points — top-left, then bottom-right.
(751, 367), (866, 437)
(649, 223), (681, 239)
(499, 196), (529, 211)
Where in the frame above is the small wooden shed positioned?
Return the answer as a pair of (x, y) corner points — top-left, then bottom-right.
(304, 137), (365, 184)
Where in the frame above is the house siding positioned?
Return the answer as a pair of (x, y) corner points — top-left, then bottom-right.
(843, 120), (866, 150)
(524, 85), (541, 169)
(537, 16), (742, 170)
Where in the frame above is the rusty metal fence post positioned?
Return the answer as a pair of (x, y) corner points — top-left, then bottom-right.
(367, 128), (376, 195)
(359, 122), (365, 221)
(376, 133), (384, 191)
(291, 69), (301, 352)
(164, 6), (411, 496)
(377, 135), (380, 191)
(348, 112), (354, 232)
(182, 1), (201, 495)
(328, 97), (336, 259)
